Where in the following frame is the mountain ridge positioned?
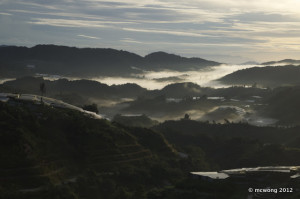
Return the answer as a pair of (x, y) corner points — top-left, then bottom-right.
(0, 44), (221, 78)
(218, 65), (300, 87)
(261, 59), (300, 65)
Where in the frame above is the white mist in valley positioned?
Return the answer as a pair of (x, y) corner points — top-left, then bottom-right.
(0, 64), (265, 90)
(93, 64), (263, 90)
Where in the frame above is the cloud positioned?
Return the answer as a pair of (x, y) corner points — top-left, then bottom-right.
(0, 12), (12, 16)
(28, 18), (113, 28)
(15, 1), (63, 10)
(120, 38), (143, 44)
(1, 0), (300, 63)
(77, 34), (101, 39)
(122, 27), (211, 38)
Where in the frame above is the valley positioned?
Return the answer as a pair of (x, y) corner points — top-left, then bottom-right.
(1, 45), (300, 199)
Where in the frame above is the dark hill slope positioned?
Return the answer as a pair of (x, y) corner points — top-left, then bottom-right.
(144, 52), (219, 71)
(262, 59), (300, 65)
(0, 76), (147, 105)
(0, 45), (144, 77)
(218, 65), (300, 87)
(263, 86), (300, 125)
(0, 45), (220, 78)
(153, 120), (300, 168)
(0, 100), (178, 198)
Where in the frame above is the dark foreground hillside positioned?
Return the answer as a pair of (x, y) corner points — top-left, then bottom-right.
(2, 99), (300, 198)
(153, 119), (300, 169)
(0, 100), (181, 199)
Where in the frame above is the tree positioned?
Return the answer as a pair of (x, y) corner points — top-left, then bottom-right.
(39, 82), (46, 103)
(184, 113), (190, 120)
(201, 94), (207, 100)
(82, 103), (99, 113)
(40, 82), (46, 96)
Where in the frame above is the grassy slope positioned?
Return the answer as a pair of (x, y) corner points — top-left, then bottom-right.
(0, 100), (179, 198)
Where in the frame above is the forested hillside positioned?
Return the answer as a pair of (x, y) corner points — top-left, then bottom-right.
(219, 65), (300, 87)
(0, 101), (181, 199)
(2, 99), (300, 198)
(0, 45), (220, 78)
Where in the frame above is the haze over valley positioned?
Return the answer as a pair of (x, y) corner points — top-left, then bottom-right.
(2, 45), (300, 90)
(1, 45), (300, 127)
(2, 0), (300, 198)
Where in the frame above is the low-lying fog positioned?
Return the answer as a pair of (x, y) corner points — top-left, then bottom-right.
(0, 63), (282, 126)
(0, 64), (270, 89)
(93, 64), (263, 89)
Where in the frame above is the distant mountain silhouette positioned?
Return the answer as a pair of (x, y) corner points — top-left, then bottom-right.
(261, 59), (300, 65)
(0, 45), (221, 78)
(218, 65), (300, 87)
(239, 61), (260, 65)
(144, 51), (219, 71)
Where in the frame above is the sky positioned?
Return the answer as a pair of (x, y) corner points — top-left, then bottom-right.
(1, 0), (300, 63)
